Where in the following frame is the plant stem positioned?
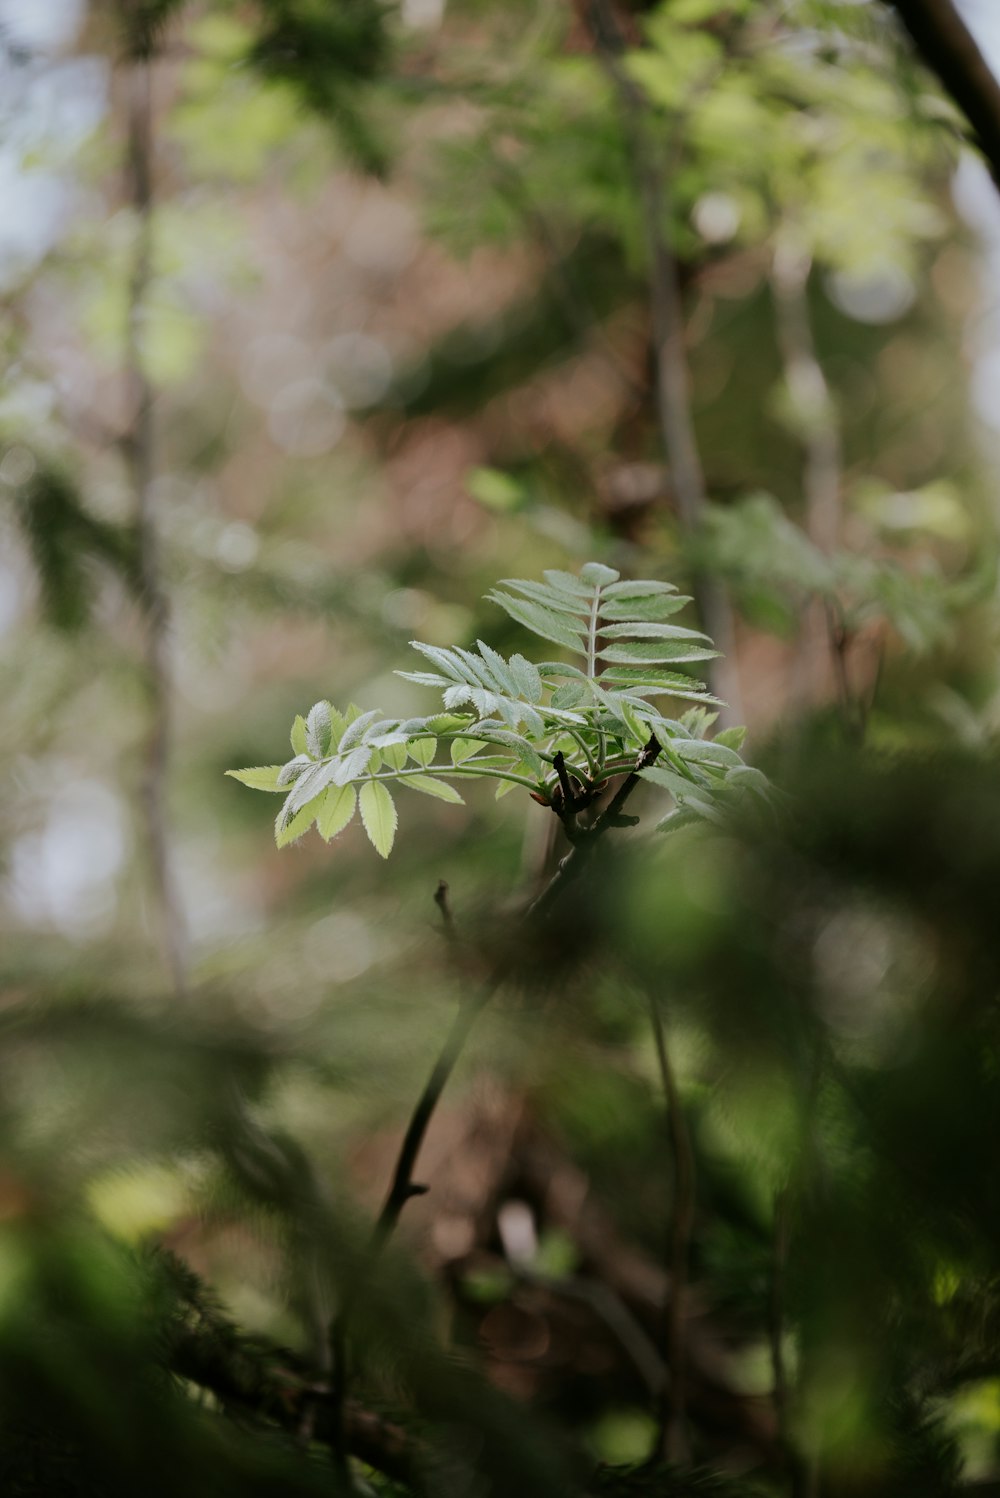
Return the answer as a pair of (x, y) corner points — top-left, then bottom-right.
(647, 990), (695, 1465)
(326, 736), (662, 1475)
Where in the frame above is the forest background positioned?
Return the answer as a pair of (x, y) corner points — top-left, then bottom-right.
(4, 0), (1000, 1495)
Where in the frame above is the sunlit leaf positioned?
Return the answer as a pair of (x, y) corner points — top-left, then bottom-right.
(359, 780), (397, 858)
(225, 765), (285, 792)
(402, 775), (465, 804)
(316, 783), (357, 842)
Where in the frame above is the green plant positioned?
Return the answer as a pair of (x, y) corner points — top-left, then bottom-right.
(228, 562), (767, 855)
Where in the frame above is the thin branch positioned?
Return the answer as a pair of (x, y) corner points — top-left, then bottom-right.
(326, 736), (662, 1469)
(167, 1307), (419, 1488)
(434, 878), (457, 939)
(887, 0), (1000, 187)
(118, 33), (344, 1474)
(770, 242), (841, 557)
(770, 240), (844, 716)
(647, 990), (695, 1465)
(586, 0), (744, 725)
(121, 23), (189, 1001)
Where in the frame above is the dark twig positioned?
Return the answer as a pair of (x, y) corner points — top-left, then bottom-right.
(887, 0), (1000, 188)
(824, 599), (860, 742)
(647, 990), (695, 1465)
(326, 736), (662, 1471)
(434, 878), (456, 939)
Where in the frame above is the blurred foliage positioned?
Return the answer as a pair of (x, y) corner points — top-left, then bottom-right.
(3, 0), (1000, 1494)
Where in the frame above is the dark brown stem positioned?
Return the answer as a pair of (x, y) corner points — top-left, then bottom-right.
(824, 600), (860, 742)
(887, 0), (1000, 188)
(586, 0), (743, 724)
(647, 991), (695, 1465)
(434, 877), (456, 939)
(326, 737), (662, 1469)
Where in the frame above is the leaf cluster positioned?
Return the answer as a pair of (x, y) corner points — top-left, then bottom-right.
(228, 564), (767, 856)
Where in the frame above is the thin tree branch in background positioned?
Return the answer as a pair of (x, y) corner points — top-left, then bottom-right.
(770, 241), (845, 715)
(887, 0), (1000, 187)
(434, 877), (457, 940)
(824, 599), (861, 742)
(647, 990), (695, 1464)
(770, 243), (841, 557)
(121, 21), (189, 1001)
(586, 0), (744, 724)
(120, 24), (343, 1476)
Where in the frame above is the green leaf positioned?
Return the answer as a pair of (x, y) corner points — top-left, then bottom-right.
(500, 579), (590, 616)
(397, 670), (449, 688)
(619, 699), (649, 747)
(451, 737), (487, 764)
(425, 713), (473, 734)
(549, 682), (586, 710)
(409, 737), (435, 766)
(473, 639), (517, 696)
(725, 764), (770, 798)
(640, 764), (699, 799)
(466, 465), (524, 511)
(488, 591), (586, 652)
(598, 666), (720, 701)
(402, 775), (465, 804)
(674, 738), (745, 768)
(715, 725), (748, 751)
(339, 709), (381, 752)
(331, 744), (373, 785)
(277, 753), (314, 787)
(601, 579), (678, 599)
(509, 653), (542, 702)
(409, 641), (468, 683)
(275, 801), (318, 848)
(380, 740), (409, 771)
(226, 765), (285, 792)
(544, 568), (595, 597)
(599, 622), (710, 642)
(471, 729), (544, 777)
(287, 758), (341, 814)
(290, 714), (308, 756)
(359, 779), (397, 858)
(578, 562), (621, 586)
(536, 661), (588, 680)
(600, 594), (691, 623)
(306, 701), (333, 757)
(599, 641), (719, 665)
(317, 783), (357, 841)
